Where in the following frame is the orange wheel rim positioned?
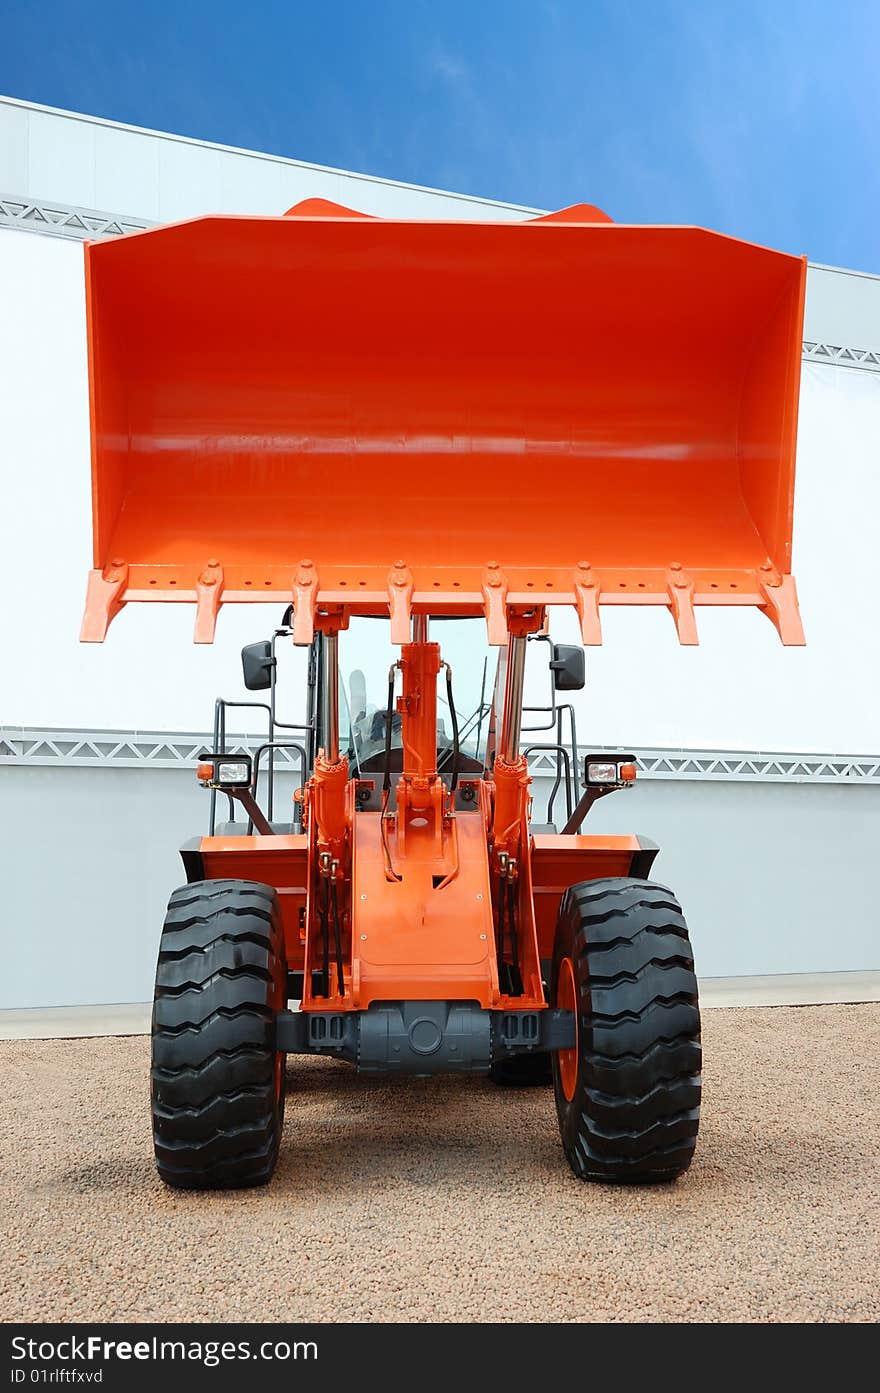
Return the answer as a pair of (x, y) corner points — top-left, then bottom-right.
(557, 956), (578, 1102)
(274, 961), (285, 1102)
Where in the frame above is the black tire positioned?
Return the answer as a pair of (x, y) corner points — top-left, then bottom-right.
(151, 879), (287, 1190)
(551, 877), (701, 1183)
(489, 1053), (553, 1086)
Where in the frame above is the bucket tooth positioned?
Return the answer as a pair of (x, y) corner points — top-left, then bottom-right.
(482, 564), (509, 646)
(573, 563), (602, 645)
(388, 561), (414, 645)
(758, 571), (806, 646)
(292, 560), (319, 646)
(666, 564), (699, 646)
(194, 560), (224, 643)
(80, 561), (128, 642)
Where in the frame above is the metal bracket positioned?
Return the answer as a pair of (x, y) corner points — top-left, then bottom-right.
(482, 562), (509, 646)
(758, 568), (806, 646)
(560, 785), (607, 834)
(194, 559), (224, 643)
(228, 785), (275, 836)
(292, 559), (318, 646)
(493, 1008), (576, 1055)
(387, 560), (415, 644)
(80, 560), (128, 642)
(276, 1009), (357, 1059)
(573, 561), (602, 645)
(630, 836), (660, 879)
(666, 563), (699, 645)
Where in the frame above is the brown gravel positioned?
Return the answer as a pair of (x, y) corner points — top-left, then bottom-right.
(2, 1005), (879, 1323)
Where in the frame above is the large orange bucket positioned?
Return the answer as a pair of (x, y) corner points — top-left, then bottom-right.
(81, 202), (806, 644)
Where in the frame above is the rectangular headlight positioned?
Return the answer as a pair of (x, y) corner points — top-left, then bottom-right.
(586, 761), (619, 784)
(216, 760), (251, 786)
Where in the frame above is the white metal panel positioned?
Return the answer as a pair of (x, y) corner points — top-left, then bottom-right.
(805, 263), (880, 349)
(579, 777), (880, 977)
(157, 136), (223, 221)
(24, 106), (96, 207)
(215, 146), (286, 214)
(0, 98), (29, 191)
(0, 766), (202, 1009)
(0, 95), (538, 226)
(93, 123), (160, 220)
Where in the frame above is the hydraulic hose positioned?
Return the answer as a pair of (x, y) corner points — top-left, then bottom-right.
(330, 877), (345, 997)
(319, 876), (331, 998)
(443, 662), (461, 794)
(382, 665), (397, 795)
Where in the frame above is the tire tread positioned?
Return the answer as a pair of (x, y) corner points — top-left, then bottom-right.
(151, 879), (284, 1190)
(553, 877), (701, 1182)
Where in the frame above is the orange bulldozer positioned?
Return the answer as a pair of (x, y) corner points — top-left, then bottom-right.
(81, 197), (806, 1187)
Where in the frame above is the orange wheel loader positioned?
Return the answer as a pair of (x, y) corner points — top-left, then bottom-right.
(80, 198), (806, 1188)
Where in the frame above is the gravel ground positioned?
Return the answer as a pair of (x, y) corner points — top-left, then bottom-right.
(2, 1004), (878, 1323)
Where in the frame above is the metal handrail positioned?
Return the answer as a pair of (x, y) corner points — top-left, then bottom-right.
(209, 698), (270, 833)
(521, 743), (574, 822)
(209, 694), (312, 834)
(252, 741), (309, 833)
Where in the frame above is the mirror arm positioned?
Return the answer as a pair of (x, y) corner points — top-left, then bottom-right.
(229, 786), (275, 836)
(561, 785), (612, 834)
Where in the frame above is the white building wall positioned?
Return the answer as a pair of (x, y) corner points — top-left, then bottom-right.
(1, 224), (878, 751)
(1, 97), (878, 1006)
(3, 764), (876, 1010)
(0, 95), (538, 223)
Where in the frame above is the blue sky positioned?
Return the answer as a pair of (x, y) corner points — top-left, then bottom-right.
(2, 0), (879, 270)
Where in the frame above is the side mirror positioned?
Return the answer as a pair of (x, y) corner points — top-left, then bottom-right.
(241, 640), (275, 691)
(550, 643), (585, 692)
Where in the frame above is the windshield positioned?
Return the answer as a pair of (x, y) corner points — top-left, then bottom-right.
(339, 617), (496, 776)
